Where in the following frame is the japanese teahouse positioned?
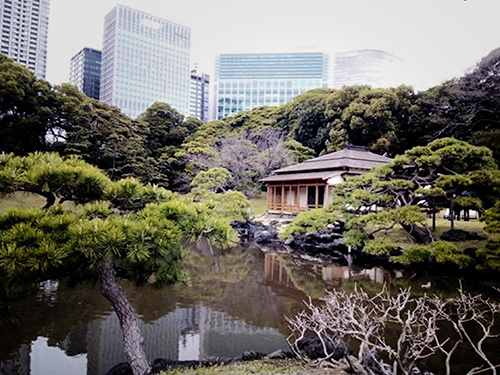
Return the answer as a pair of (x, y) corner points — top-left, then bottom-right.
(261, 145), (392, 214)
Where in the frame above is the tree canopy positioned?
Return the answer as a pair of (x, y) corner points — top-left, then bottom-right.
(330, 138), (500, 267)
(0, 152), (238, 375)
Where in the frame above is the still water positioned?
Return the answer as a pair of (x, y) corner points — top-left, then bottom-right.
(0, 243), (498, 375)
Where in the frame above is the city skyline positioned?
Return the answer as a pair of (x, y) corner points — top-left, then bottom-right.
(45, 0), (500, 92)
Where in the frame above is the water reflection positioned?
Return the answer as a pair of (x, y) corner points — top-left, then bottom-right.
(263, 253), (394, 299)
(0, 246), (298, 374)
(84, 306), (286, 375)
(1, 245), (496, 375)
(264, 253), (390, 286)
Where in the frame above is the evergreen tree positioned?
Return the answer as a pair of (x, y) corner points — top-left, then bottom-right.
(0, 152), (237, 375)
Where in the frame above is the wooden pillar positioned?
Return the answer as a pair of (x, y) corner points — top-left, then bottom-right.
(281, 184), (284, 210)
(315, 183), (319, 208)
(295, 185), (299, 211)
(266, 185), (271, 211)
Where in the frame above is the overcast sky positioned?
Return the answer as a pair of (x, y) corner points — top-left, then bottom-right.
(46, 0), (500, 91)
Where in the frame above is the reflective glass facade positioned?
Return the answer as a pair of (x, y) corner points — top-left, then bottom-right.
(100, 5), (191, 119)
(0, 0), (50, 79)
(189, 68), (210, 122)
(214, 53), (329, 119)
(332, 50), (405, 89)
(69, 47), (102, 100)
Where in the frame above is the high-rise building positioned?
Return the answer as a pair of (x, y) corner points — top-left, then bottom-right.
(332, 49), (405, 89)
(214, 52), (329, 119)
(0, 0), (50, 79)
(69, 47), (102, 100)
(189, 68), (210, 122)
(100, 5), (191, 119)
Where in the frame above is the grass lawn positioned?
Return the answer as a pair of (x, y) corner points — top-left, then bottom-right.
(249, 192), (268, 217)
(0, 192), (46, 211)
(373, 217), (488, 250)
(159, 360), (344, 375)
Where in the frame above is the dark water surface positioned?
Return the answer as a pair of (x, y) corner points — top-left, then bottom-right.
(1, 243), (499, 375)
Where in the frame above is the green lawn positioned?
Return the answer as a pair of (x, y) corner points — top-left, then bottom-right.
(159, 360), (343, 375)
(373, 217), (488, 250)
(249, 192), (267, 217)
(0, 192), (46, 211)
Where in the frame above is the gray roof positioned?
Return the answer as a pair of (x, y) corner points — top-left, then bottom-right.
(262, 147), (392, 182)
(261, 171), (344, 182)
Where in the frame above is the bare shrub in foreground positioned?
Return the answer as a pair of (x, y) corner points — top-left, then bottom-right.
(286, 287), (500, 375)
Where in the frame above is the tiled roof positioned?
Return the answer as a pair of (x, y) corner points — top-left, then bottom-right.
(261, 171), (344, 182)
(273, 148), (392, 174)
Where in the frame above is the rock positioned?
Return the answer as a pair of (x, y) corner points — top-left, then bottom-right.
(296, 337), (350, 360)
(240, 350), (265, 361)
(150, 358), (173, 373)
(254, 230), (273, 243)
(104, 363), (132, 375)
(265, 349), (295, 360)
(231, 220), (279, 243)
(440, 229), (487, 242)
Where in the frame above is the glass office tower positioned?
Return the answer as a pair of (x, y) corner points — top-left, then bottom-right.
(100, 5), (191, 118)
(69, 47), (102, 100)
(189, 68), (210, 122)
(214, 52), (329, 119)
(332, 50), (405, 89)
(0, 0), (50, 79)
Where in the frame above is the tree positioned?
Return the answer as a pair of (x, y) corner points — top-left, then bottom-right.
(135, 103), (202, 189)
(190, 167), (234, 193)
(287, 287), (500, 375)
(324, 85), (416, 156)
(0, 55), (58, 154)
(52, 85), (150, 181)
(332, 138), (500, 264)
(0, 152), (237, 375)
(185, 128), (293, 197)
(477, 201), (500, 272)
(413, 48), (500, 154)
(278, 88), (334, 154)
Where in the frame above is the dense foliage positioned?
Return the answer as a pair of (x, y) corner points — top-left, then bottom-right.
(0, 152), (239, 375)
(5, 47), (500, 195)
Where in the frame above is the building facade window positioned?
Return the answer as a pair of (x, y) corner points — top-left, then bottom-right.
(214, 52), (329, 119)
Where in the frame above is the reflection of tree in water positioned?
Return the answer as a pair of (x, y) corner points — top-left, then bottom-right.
(0, 278), (111, 360)
(3, 242), (499, 374)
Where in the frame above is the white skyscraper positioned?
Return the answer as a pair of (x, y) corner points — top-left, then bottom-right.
(0, 0), (50, 79)
(100, 5), (191, 119)
(332, 50), (406, 89)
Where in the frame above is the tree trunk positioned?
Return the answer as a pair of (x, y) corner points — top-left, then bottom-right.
(98, 259), (151, 375)
(400, 223), (434, 245)
(432, 200), (436, 232)
(449, 201), (455, 230)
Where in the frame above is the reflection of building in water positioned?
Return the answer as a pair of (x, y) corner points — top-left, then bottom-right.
(85, 305), (287, 375)
(199, 308), (286, 359)
(0, 345), (30, 375)
(321, 265), (387, 284)
(37, 280), (59, 305)
(264, 253), (292, 287)
(86, 308), (191, 375)
(264, 253), (390, 290)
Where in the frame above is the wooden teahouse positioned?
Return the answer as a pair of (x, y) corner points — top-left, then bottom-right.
(261, 145), (392, 214)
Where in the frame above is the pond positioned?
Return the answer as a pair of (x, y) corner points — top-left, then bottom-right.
(1, 242), (499, 375)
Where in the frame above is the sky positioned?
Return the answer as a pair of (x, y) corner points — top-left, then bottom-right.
(46, 0), (500, 91)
